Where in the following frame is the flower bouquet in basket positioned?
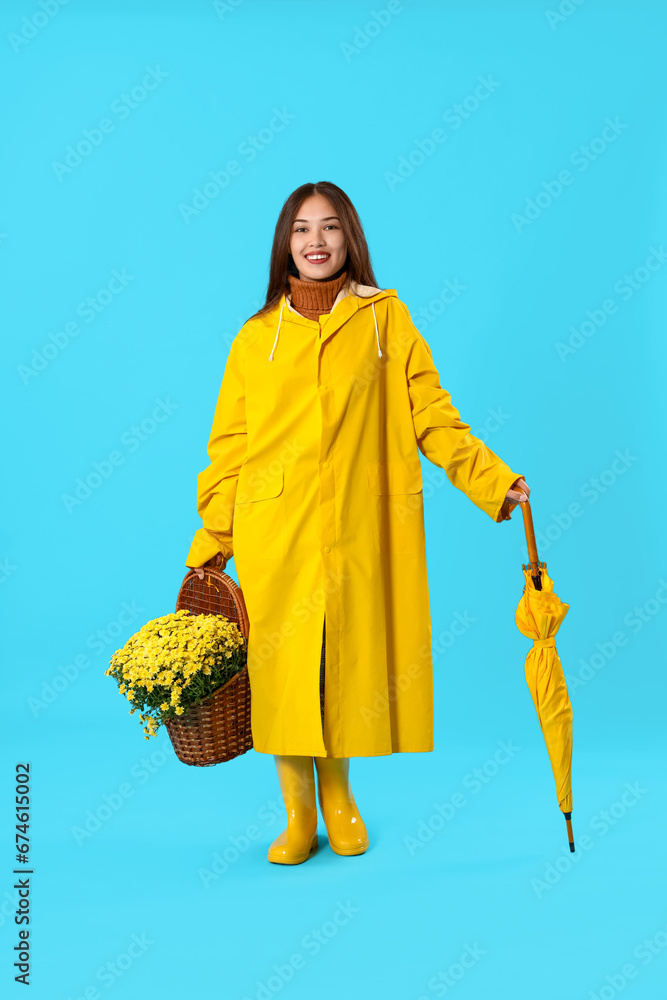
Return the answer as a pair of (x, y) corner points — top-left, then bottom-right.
(105, 568), (253, 766)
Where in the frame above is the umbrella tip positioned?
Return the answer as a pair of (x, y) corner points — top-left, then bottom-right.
(564, 811), (575, 852)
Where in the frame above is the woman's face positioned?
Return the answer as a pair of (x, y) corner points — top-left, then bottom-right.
(289, 194), (348, 281)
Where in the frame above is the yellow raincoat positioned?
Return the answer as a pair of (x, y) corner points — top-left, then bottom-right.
(186, 280), (523, 758)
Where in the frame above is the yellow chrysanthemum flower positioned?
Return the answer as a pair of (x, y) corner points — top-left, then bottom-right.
(109, 609), (245, 733)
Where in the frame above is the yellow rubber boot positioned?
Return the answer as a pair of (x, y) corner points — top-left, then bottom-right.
(314, 757), (369, 856)
(267, 755), (318, 865)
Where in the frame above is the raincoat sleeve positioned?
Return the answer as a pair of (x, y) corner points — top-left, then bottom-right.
(185, 333), (248, 568)
(399, 301), (524, 523)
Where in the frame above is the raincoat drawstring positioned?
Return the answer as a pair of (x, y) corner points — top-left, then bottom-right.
(372, 301), (383, 358)
(268, 296), (382, 360)
(268, 301), (284, 361)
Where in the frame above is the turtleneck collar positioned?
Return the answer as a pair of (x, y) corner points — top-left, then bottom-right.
(287, 268), (349, 321)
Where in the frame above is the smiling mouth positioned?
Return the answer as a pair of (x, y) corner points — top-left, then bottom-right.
(304, 253), (331, 264)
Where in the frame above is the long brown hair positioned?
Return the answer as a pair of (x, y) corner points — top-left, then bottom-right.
(247, 181), (381, 322)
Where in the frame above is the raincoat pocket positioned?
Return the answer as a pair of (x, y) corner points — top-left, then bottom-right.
(232, 461), (287, 560)
(366, 460), (425, 554)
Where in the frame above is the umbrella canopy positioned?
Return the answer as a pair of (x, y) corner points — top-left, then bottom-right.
(513, 498), (575, 850)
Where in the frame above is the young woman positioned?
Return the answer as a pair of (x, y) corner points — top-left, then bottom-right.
(186, 181), (529, 865)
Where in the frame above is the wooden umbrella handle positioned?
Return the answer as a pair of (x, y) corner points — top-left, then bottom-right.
(516, 492), (542, 589)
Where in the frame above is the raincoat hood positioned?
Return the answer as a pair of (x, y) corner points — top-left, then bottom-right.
(268, 279), (397, 361)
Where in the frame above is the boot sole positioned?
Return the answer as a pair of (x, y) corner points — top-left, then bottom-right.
(328, 839), (369, 856)
(267, 833), (318, 865)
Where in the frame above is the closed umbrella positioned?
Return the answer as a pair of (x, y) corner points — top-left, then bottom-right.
(513, 496), (575, 851)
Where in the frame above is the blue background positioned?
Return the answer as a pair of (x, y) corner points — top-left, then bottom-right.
(3, 1), (666, 997)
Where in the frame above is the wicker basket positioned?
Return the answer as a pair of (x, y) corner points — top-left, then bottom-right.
(164, 567), (252, 766)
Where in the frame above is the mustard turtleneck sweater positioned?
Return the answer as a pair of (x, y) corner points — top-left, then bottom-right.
(288, 268), (348, 321)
